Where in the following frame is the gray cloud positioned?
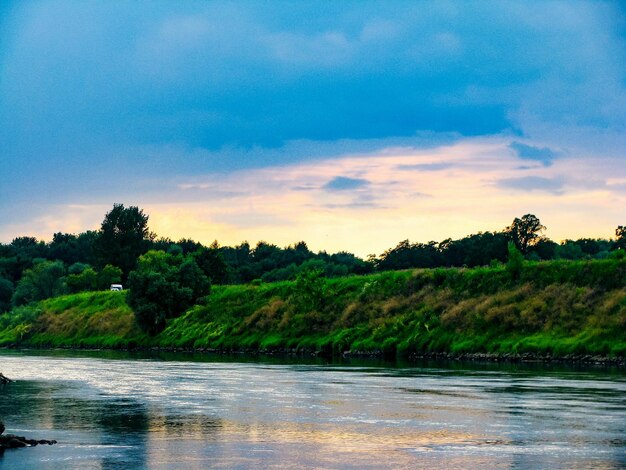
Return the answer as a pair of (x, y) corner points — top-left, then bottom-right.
(1, 1), (625, 240)
(496, 176), (565, 194)
(396, 162), (454, 172)
(509, 142), (558, 167)
(321, 202), (380, 209)
(323, 176), (370, 191)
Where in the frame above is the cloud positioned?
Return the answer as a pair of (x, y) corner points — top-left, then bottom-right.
(2, 138), (624, 255)
(320, 202), (379, 209)
(496, 176), (565, 194)
(323, 176), (370, 191)
(1, 2), (626, 252)
(509, 141), (558, 167)
(396, 162), (454, 172)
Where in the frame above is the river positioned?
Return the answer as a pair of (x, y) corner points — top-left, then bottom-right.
(0, 350), (624, 469)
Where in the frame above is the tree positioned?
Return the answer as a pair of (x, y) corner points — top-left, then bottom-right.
(0, 277), (13, 313)
(12, 261), (66, 306)
(66, 267), (98, 293)
(505, 214), (546, 255)
(439, 232), (509, 267)
(127, 250), (210, 334)
(292, 268), (325, 312)
(556, 241), (584, 260)
(616, 226), (626, 250)
(95, 204), (154, 278)
(48, 233), (81, 265)
(532, 239), (558, 260)
(506, 242), (524, 280)
(193, 246), (228, 285)
(97, 264), (123, 290)
(377, 240), (442, 271)
(10, 237), (47, 260)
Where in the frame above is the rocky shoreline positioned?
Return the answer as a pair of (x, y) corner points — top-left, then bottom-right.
(0, 422), (57, 453)
(1, 376), (58, 453)
(3, 344), (624, 366)
(404, 351), (626, 366)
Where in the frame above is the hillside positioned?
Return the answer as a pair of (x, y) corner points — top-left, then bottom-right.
(1, 259), (625, 358)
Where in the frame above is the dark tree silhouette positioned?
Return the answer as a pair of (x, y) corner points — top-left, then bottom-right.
(95, 204), (154, 278)
(505, 214), (546, 254)
(616, 226), (626, 250)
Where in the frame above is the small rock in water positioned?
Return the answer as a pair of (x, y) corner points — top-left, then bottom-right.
(0, 431), (57, 450)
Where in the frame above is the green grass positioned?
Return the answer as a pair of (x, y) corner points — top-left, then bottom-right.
(0, 258), (624, 357)
(0, 291), (148, 348)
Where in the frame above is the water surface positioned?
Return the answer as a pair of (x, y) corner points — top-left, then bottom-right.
(0, 350), (624, 469)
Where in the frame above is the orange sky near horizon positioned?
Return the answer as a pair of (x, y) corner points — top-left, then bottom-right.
(3, 137), (623, 257)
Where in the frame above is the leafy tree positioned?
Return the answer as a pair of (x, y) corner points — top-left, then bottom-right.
(66, 267), (98, 293)
(48, 233), (80, 265)
(97, 264), (123, 290)
(127, 250), (210, 334)
(1, 237), (47, 282)
(439, 232), (508, 267)
(531, 239), (558, 260)
(66, 263), (124, 293)
(616, 226), (626, 250)
(68, 262), (91, 275)
(377, 240), (442, 270)
(505, 214), (546, 254)
(148, 237), (174, 252)
(219, 242), (252, 282)
(571, 238), (610, 257)
(556, 241), (585, 260)
(95, 204), (154, 278)
(329, 251), (373, 274)
(12, 260), (66, 306)
(292, 268), (325, 312)
(11, 236), (47, 260)
(261, 263), (299, 282)
(178, 257), (211, 300)
(0, 277), (13, 313)
(176, 238), (204, 254)
(193, 245), (228, 285)
(506, 242), (524, 280)
(167, 244), (183, 256)
(0, 256), (22, 284)
(72, 231), (99, 266)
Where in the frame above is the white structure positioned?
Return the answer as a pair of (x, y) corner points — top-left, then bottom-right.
(110, 284), (123, 291)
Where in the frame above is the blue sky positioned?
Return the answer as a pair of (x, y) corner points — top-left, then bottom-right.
(1, 1), (625, 254)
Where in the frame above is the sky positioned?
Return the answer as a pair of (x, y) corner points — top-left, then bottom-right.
(1, 0), (625, 256)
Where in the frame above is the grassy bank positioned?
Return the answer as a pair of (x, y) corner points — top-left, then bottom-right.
(1, 258), (625, 357)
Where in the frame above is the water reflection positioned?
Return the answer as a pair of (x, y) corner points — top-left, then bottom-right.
(0, 350), (624, 469)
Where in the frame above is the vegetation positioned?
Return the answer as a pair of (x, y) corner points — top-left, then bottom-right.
(0, 257), (623, 358)
(0, 206), (622, 313)
(127, 250), (210, 334)
(0, 204), (624, 357)
(0, 291), (143, 348)
(94, 203), (154, 278)
(505, 213), (546, 254)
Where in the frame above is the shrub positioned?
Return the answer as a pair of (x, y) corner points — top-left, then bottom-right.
(127, 250), (210, 334)
(506, 242), (524, 280)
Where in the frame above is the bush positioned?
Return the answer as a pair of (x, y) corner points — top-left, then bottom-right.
(127, 251), (210, 334)
(0, 277), (13, 313)
(506, 242), (524, 280)
(12, 260), (66, 306)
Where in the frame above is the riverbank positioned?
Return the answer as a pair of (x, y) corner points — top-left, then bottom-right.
(0, 258), (624, 360)
(3, 345), (625, 367)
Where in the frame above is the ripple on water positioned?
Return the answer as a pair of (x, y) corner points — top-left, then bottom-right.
(0, 351), (624, 469)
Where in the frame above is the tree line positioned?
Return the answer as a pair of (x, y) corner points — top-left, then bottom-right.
(0, 204), (624, 325)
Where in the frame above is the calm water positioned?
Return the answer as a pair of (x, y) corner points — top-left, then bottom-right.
(0, 350), (624, 469)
